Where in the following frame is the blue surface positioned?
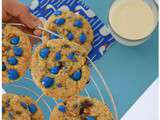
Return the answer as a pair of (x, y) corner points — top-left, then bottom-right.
(85, 0), (158, 117)
(15, 0), (158, 118)
(19, 0), (32, 6)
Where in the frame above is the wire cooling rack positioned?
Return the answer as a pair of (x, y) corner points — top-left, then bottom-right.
(2, 22), (118, 120)
(3, 62), (118, 120)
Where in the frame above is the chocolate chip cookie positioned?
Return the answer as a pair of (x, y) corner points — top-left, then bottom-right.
(31, 39), (90, 99)
(43, 10), (94, 53)
(51, 96), (113, 120)
(2, 25), (31, 84)
(2, 93), (43, 120)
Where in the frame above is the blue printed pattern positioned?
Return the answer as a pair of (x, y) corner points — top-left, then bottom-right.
(29, 0), (115, 62)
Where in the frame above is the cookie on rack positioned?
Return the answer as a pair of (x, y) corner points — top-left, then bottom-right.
(43, 10), (94, 53)
(2, 25), (32, 84)
(31, 39), (90, 99)
(50, 96), (113, 120)
(2, 93), (43, 120)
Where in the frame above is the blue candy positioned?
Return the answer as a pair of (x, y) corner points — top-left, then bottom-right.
(74, 20), (83, 28)
(39, 48), (50, 59)
(7, 57), (18, 65)
(13, 47), (23, 56)
(67, 32), (74, 40)
(28, 104), (37, 114)
(2, 62), (6, 71)
(70, 70), (81, 81)
(86, 116), (96, 120)
(53, 10), (62, 16)
(50, 32), (59, 39)
(41, 77), (54, 88)
(10, 37), (20, 45)
(79, 33), (87, 43)
(2, 107), (4, 113)
(54, 18), (65, 25)
(7, 69), (19, 80)
(50, 66), (60, 74)
(20, 102), (27, 109)
(58, 105), (66, 113)
(57, 99), (64, 103)
(67, 53), (75, 60)
(55, 52), (61, 61)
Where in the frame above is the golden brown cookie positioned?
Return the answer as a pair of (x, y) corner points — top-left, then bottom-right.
(31, 39), (90, 99)
(51, 96), (113, 120)
(2, 25), (31, 84)
(43, 10), (94, 53)
(2, 93), (43, 120)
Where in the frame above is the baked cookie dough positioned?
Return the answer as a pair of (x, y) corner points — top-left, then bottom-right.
(31, 39), (90, 99)
(2, 25), (31, 84)
(43, 10), (94, 53)
(51, 96), (113, 120)
(2, 93), (43, 120)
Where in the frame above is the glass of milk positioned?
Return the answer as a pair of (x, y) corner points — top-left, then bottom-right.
(108, 0), (158, 46)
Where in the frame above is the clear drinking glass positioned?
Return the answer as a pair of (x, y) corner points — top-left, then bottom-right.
(108, 0), (158, 46)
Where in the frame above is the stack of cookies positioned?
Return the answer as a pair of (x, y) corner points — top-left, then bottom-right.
(2, 10), (113, 120)
(31, 10), (94, 100)
(31, 10), (113, 120)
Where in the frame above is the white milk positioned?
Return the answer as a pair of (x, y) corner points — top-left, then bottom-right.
(109, 0), (155, 40)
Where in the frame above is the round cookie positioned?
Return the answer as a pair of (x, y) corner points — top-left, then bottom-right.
(43, 10), (94, 53)
(2, 93), (43, 120)
(2, 25), (31, 84)
(51, 96), (113, 120)
(31, 39), (90, 99)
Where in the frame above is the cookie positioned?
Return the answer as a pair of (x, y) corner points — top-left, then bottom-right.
(2, 93), (43, 120)
(31, 39), (90, 99)
(43, 10), (94, 53)
(2, 25), (32, 84)
(50, 96), (113, 120)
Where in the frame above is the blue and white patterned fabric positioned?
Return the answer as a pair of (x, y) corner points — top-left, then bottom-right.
(29, 0), (115, 62)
